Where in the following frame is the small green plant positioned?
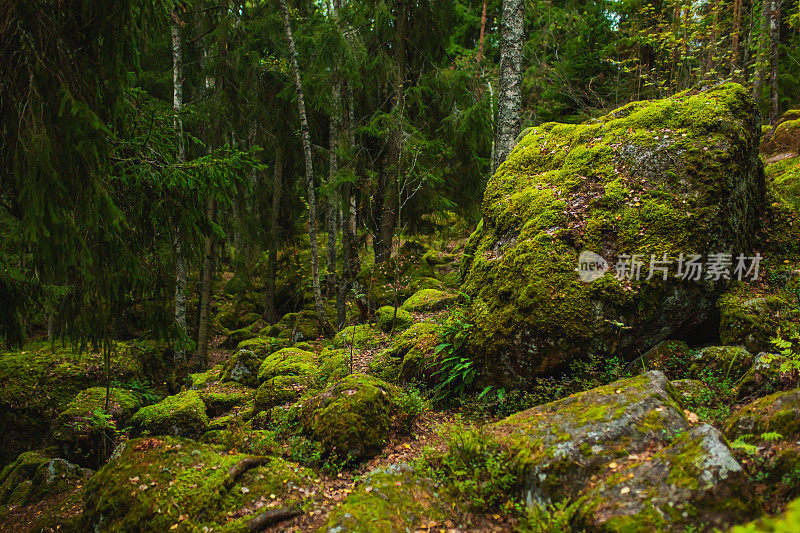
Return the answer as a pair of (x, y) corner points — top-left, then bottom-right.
(429, 310), (475, 403)
(517, 498), (583, 532)
(111, 378), (160, 404)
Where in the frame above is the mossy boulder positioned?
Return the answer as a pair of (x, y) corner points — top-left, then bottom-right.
(736, 352), (797, 401)
(236, 335), (289, 358)
(369, 322), (439, 383)
(220, 326), (256, 349)
(400, 289), (458, 313)
(82, 437), (314, 531)
(221, 348), (263, 388)
(725, 389), (800, 441)
(687, 345), (753, 383)
(375, 306), (414, 332)
(294, 374), (414, 459)
(321, 463), (449, 532)
(257, 347), (318, 383)
(422, 249), (456, 266)
(53, 387), (142, 465)
(460, 83), (765, 386)
(277, 309), (322, 342)
(442, 371), (755, 530)
(189, 364), (224, 389)
(575, 424), (757, 531)
(357, 257), (435, 308)
(130, 390), (209, 439)
(332, 324), (385, 350)
(318, 348), (351, 384)
(198, 381), (253, 417)
(762, 112), (800, 156)
(254, 375), (308, 412)
(0, 450), (90, 507)
(719, 287), (798, 354)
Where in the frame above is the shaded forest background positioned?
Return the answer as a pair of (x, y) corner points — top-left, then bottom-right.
(1, 0), (799, 371)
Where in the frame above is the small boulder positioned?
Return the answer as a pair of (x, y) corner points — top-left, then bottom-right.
(670, 379), (711, 403)
(718, 289), (797, 354)
(221, 349), (263, 388)
(375, 306), (414, 332)
(236, 335), (289, 357)
(295, 374), (415, 459)
(130, 390), (209, 439)
(254, 375), (308, 413)
(332, 324), (385, 350)
(257, 347), (318, 383)
(625, 340), (692, 378)
(736, 352), (797, 401)
(400, 289), (457, 313)
(725, 389), (800, 441)
(0, 450), (90, 507)
(687, 345), (753, 383)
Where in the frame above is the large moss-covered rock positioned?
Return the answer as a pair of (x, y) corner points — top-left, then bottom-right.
(198, 381), (253, 417)
(257, 347), (318, 383)
(236, 335), (289, 358)
(221, 348), (263, 388)
(625, 339), (692, 378)
(82, 437), (314, 531)
(375, 306), (414, 332)
(576, 424), (757, 531)
(731, 495), (800, 532)
(130, 390), (209, 438)
(294, 374), (414, 460)
(254, 375), (308, 413)
(453, 371), (756, 529)
(400, 289), (458, 313)
(277, 309), (322, 342)
(460, 84), (764, 385)
(725, 389), (800, 441)
(762, 111), (800, 156)
(321, 464), (449, 532)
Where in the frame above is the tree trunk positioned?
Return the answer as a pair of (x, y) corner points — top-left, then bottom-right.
(767, 0), (781, 125)
(337, 82), (359, 329)
(492, 0), (524, 175)
(753, 0), (770, 104)
(279, 0), (331, 335)
(477, 0), (487, 64)
(731, 0), (743, 77)
(171, 10), (188, 372)
(373, 0), (407, 264)
(264, 147), (283, 324)
(326, 80), (341, 296)
(196, 198), (216, 369)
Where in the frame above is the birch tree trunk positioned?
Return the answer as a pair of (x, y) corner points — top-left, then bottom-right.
(264, 147), (283, 323)
(279, 0), (330, 334)
(492, 0), (524, 175)
(171, 10), (188, 371)
(767, 0), (781, 125)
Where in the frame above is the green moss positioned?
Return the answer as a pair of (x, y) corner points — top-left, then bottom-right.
(0, 450), (87, 507)
(198, 382), (253, 417)
(730, 496), (800, 532)
(130, 390), (209, 439)
(375, 306), (414, 332)
(686, 345), (753, 383)
(82, 436), (314, 531)
(254, 375), (307, 412)
(257, 347), (318, 383)
(400, 289), (458, 313)
(725, 389), (800, 441)
(236, 335), (290, 357)
(461, 83), (764, 386)
(277, 309), (322, 342)
(718, 285), (798, 353)
(296, 374), (415, 460)
(322, 464), (449, 532)
(356, 256), (436, 308)
(369, 323), (439, 383)
(53, 387), (141, 448)
(318, 348), (351, 384)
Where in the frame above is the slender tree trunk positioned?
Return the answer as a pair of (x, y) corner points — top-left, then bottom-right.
(492, 0), (524, 175)
(731, 0), (743, 77)
(279, 0), (330, 335)
(753, 0), (770, 104)
(264, 147), (283, 323)
(337, 83), (359, 329)
(326, 80), (341, 296)
(767, 0), (781, 125)
(374, 0), (407, 264)
(172, 10), (188, 372)
(477, 0), (487, 64)
(196, 198), (216, 369)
